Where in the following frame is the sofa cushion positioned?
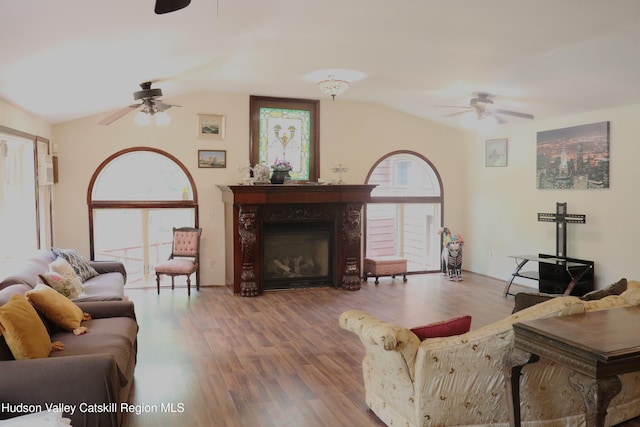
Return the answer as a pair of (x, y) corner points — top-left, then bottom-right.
(50, 316), (138, 386)
(26, 284), (89, 335)
(51, 247), (99, 282)
(74, 272), (126, 302)
(411, 315), (472, 340)
(39, 271), (80, 299)
(512, 292), (557, 313)
(581, 278), (627, 301)
(0, 294), (52, 359)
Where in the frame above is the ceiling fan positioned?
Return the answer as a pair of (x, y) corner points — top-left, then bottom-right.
(155, 0), (191, 14)
(435, 93), (534, 123)
(98, 82), (181, 126)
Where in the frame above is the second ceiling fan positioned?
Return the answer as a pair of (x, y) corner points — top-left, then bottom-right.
(435, 93), (534, 124)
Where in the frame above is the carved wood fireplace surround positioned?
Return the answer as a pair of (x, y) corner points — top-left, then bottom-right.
(219, 185), (375, 297)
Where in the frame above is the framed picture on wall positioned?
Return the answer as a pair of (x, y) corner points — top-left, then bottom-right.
(485, 138), (508, 167)
(536, 121), (610, 189)
(197, 114), (225, 140)
(198, 150), (226, 168)
(249, 96), (319, 182)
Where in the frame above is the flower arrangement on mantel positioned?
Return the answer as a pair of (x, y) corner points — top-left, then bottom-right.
(271, 159), (293, 172)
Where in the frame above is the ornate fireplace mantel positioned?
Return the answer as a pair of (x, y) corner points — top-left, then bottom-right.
(218, 184), (376, 296)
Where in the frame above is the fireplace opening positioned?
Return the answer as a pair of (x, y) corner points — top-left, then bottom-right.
(262, 221), (335, 290)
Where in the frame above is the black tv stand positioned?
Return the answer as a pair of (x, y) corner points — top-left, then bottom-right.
(505, 254), (594, 297)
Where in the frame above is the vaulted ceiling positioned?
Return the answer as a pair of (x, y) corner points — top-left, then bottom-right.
(1, 0), (639, 129)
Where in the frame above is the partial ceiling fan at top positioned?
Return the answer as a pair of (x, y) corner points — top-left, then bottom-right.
(155, 0), (191, 14)
(98, 82), (181, 126)
(434, 92), (534, 124)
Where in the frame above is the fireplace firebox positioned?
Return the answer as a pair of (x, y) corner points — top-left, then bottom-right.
(262, 221), (334, 290)
(219, 184), (376, 296)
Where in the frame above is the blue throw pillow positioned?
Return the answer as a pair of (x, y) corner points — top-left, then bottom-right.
(51, 247), (99, 283)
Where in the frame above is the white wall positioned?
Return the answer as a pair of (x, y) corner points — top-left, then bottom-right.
(463, 103), (640, 288)
(51, 91), (466, 286)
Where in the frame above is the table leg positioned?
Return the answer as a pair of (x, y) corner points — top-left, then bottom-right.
(562, 264), (593, 296)
(502, 348), (540, 427)
(567, 371), (622, 427)
(505, 259), (529, 296)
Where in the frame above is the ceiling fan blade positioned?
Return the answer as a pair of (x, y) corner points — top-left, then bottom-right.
(445, 110), (472, 117)
(98, 105), (140, 126)
(155, 0), (191, 14)
(494, 109), (534, 120)
(492, 113), (507, 124)
(434, 105), (471, 109)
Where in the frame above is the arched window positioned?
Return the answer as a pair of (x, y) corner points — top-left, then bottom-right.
(365, 151), (443, 273)
(88, 147), (198, 286)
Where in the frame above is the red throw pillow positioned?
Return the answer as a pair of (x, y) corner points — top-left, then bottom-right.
(410, 315), (472, 341)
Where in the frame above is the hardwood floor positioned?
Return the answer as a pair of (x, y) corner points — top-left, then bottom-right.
(124, 273), (640, 427)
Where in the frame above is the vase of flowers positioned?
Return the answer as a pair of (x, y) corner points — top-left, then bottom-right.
(270, 160), (292, 184)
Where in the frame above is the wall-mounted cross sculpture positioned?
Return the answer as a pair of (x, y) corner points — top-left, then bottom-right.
(537, 202), (586, 257)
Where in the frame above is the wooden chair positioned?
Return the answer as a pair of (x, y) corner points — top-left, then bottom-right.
(155, 227), (202, 295)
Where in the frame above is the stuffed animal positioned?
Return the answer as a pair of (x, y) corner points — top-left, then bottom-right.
(438, 227), (464, 281)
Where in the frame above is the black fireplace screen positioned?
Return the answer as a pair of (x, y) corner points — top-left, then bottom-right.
(262, 222), (334, 290)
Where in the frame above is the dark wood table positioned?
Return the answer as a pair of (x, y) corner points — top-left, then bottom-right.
(503, 306), (640, 427)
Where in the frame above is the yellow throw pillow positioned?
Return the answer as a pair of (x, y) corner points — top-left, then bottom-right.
(0, 294), (52, 359)
(26, 284), (90, 335)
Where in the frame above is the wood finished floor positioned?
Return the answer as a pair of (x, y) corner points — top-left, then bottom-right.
(124, 274), (640, 427)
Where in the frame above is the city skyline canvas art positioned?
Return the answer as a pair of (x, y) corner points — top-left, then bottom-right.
(536, 122), (610, 189)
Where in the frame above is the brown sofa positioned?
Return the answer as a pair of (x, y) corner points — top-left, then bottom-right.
(0, 249), (127, 302)
(0, 250), (137, 427)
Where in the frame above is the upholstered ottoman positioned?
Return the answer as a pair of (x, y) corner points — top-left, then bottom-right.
(363, 256), (408, 284)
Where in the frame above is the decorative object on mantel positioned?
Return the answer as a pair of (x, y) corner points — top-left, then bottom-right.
(331, 163), (348, 184)
(318, 75), (349, 100)
(253, 163), (270, 184)
(536, 121), (610, 189)
(237, 162), (271, 185)
(237, 162), (254, 185)
(270, 160), (292, 184)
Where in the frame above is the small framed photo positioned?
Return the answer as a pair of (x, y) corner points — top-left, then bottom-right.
(485, 138), (508, 167)
(197, 114), (225, 140)
(198, 150), (226, 168)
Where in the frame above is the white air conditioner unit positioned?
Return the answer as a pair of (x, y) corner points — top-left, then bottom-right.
(38, 154), (55, 186)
